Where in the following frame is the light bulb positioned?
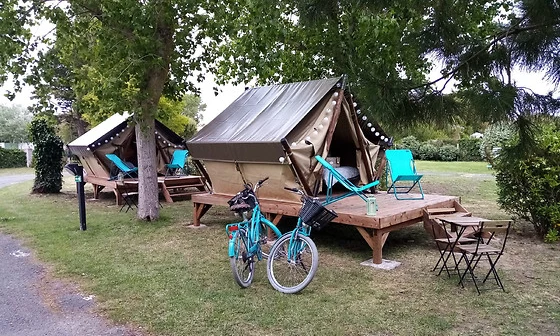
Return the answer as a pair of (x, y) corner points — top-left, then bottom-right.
(326, 109), (332, 114)
(324, 117), (329, 122)
(380, 136), (385, 140)
(291, 142), (297, 147)
(367, 123), (372, 127)
(353, 102), (357, 107)
(333, 92), (339, 97)
(313, 130), (318, 135)
(279, 157), (285, 163)
(371, 127), (375, 132)
(375, 132), (380, 136)
(318, 124), (324, 130)
(362, 116), (367, 120)
(384, 138), (389, 142)
(357, 109), (361, 114)
(86, 147), (90, 151)
(305, 136), (311, 142)
(105, 140), (108, 143)
(331, 101), (337, 106)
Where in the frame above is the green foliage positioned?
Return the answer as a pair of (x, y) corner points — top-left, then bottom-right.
(479, 122), (515, 163)
(156, 94), (204, 140)
(396, 136), (474, 161)
(0, 105), (32, 143)
(396, 136), (421, 157)
(438, 145), (460, 161)
(495, 122), (560, 239)
(457, 138), (483, 161)
(29, 117), (63, 193)
(0, 147), (25, 168)
(544, 226), (560, 243)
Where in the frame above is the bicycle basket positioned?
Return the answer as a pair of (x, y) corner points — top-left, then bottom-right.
(299, 197), (337, 230)
(227, 187), (257, 213)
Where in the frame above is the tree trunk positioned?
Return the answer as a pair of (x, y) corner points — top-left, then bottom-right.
(135, 117), (160, 220)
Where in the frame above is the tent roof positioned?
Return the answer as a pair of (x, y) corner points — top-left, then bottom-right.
(188, 76), (344, 144)
(69, 112), (131, 147)
(68, 112), (185, 150)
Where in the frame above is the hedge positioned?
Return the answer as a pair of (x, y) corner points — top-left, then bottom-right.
(395, 136), (483, 161)
(0, 147), (26, 168)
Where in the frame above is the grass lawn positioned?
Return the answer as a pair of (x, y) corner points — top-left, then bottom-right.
(0, 167), (34, 176)
(416, 160), (491, 175)
(0, 163), (559, 336)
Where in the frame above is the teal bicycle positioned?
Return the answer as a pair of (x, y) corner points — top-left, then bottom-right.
(226, 180), (337, 294)
(226, 177), (283, 288)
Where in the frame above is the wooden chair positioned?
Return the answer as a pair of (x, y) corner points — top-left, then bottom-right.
(456, 220), (513, 294)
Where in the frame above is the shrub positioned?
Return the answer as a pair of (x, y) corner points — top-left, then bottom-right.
(457, 138), (483, 161)
(417, 143), (439, 160)
(29, 117), (64, 193)
(494, 123), (560, 240)
(396, 136), (421, 157)
(479, 122), (515, 164)
(438, 144), (459, 161)
(0, 148), (26, 168)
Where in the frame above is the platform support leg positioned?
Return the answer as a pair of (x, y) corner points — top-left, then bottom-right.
(193, 202), (212, 226)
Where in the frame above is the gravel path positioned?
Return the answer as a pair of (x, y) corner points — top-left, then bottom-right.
(0, 175), (142, 336)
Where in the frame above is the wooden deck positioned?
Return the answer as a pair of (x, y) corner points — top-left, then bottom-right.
(192, 192), (461, 264)
(86, 175), (207, 205)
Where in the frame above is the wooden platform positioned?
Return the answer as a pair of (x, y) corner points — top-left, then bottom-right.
(192, 192), (461, 264)
(86, 175), (207, 205)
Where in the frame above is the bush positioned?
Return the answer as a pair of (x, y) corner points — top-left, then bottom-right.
(29, 117), (64, 193)
(457, 138), (482, 161)
(417, 143), (439, 160)
(495, 123), (560, 241)
(0, 148), (26, 168)
(438, 145), (459, 161)
(479, 122), (515, 164)
(396, 136), (421, 157)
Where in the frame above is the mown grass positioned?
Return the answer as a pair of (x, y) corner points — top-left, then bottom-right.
(0, 164), (559, 336)
(416, 160), (491, 175)
(0, 167), (34, 176)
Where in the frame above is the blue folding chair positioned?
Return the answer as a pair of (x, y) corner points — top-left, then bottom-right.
(315, 155), (380, 205)
(385, 149), (424, 200)
(165, 149), (189, 176)
(106, 153), (138, 179)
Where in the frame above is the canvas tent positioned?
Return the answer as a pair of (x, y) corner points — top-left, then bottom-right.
(68, 112), (186, 180)
(187, 76), (391, 202)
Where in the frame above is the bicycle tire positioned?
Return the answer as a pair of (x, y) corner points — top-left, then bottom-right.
(266, 233), (318, 294)
(230, 228), (255, 288)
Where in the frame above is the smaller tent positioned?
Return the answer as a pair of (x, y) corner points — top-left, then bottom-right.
(186, 76), (391, 202)
(68, 112), (186, 180)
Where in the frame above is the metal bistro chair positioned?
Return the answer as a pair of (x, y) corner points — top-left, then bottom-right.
(456, 220), (513, 294)
(431, 218), (477, 278)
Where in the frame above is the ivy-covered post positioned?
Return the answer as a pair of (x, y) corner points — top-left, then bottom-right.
(29, 117), (64, 193)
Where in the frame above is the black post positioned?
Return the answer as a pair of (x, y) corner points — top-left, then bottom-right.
(64, 163), (87, 231)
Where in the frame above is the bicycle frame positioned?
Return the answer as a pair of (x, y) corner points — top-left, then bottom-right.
(227, 203), (282, 260)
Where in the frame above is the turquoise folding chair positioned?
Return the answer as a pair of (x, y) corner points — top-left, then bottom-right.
(385, 149), (424, 200)
(106, 153), (138, 179)
(315, 155), (380, 205)
(165, 149), (189, 176)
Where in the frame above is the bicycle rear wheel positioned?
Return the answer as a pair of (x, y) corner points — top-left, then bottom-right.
(230, 229), (255, 288)
(266, 233), (318, 294)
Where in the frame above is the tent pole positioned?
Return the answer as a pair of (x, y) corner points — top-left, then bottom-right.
(280, 139), (313, 195)
(347, 93), (375, 183)
(192, 159), (212, 187)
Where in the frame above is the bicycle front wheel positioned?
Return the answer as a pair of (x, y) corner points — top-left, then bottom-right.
(266, 233), (318, 294)
(230, 229), (255, 288)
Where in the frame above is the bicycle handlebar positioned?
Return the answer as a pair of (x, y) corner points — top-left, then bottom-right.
(284, 186), (305, 196)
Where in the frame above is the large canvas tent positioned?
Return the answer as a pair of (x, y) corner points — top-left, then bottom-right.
(68, 112), (186, 180)
(187, 76), (391, 202)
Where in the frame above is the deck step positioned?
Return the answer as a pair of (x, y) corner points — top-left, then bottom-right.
(423, 201), (473, 240)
